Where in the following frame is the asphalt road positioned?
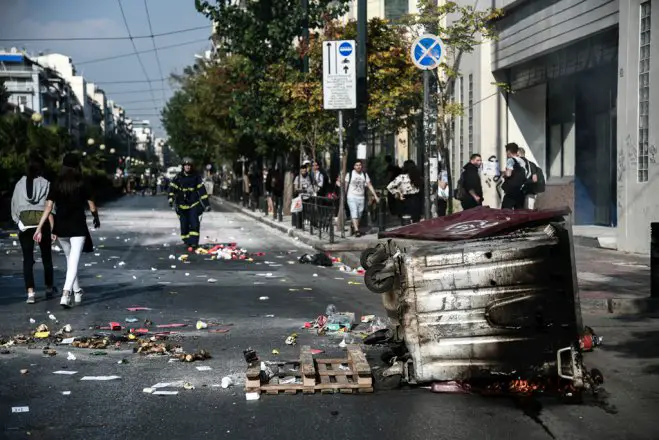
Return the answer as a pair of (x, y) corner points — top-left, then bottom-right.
(0, 195), (657, 440)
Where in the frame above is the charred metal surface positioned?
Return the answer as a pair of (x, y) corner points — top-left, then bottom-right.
(385, 223), (583, 384)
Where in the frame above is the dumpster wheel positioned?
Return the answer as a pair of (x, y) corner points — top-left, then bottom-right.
(360, 246), (387, 270)
(365, 263), (395, 294)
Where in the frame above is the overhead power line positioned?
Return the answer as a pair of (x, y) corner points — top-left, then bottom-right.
(96, 78), (168, 85)
(104, 88), (167, 97)
(116, 0), (158, 117)
(0, 25), (209, 42)
(144, 0), (168, 104)
(77, 38), (208, 66)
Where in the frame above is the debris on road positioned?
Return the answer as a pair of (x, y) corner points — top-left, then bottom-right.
(53, 371), (77, 375)
(298, 253), (333, 267)
(11, 406), (29, 413)
(196, 366), (212, 371)
(80, 376), (121, 381)
(20, 369), (28, 375)
(259, 296), (269, 301)
(580, 326), (603, 352)
(67, 352), (76, 361)
(285, 334), (297, 346)
(221, 377), (233, 388)
(126, 307), (152, 311)
(125, 317), (139, 323)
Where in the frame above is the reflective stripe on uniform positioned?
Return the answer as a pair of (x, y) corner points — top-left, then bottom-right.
(181, 233), (190, 239)
(189, 231), (200, 236)
(177, 201), (200, 210)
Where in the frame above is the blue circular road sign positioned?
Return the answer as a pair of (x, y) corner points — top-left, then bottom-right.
(339, 42), (353, 57)
(411, 34), (444, 70)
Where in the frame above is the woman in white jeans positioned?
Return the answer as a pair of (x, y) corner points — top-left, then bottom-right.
(34, 154), (100, 308)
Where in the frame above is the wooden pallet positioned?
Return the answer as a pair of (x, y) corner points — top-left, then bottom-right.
(245, 344), (373, 395)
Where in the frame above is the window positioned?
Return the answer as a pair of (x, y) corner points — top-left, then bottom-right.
(19, 96), (27, 105)
(468, 74), (474, 157)
(638, 1), (651, 182)
(459, 76), (464, 172)
(384, 0), (408, 23)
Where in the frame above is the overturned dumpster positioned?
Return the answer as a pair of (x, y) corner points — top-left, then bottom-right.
(361, 206), (587, 390)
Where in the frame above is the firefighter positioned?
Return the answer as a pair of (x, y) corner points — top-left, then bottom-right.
(168, 158), (211, 250)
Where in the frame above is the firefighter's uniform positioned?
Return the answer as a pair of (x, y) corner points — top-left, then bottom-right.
(169, 167), (210, 248)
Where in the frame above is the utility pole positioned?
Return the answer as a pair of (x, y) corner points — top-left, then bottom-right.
(356, 0), (367, 147)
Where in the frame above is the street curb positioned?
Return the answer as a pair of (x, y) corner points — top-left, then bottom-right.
(573, 235), (618, 251)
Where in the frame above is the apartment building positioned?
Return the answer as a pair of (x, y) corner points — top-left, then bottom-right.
(452, 0), (657, 253)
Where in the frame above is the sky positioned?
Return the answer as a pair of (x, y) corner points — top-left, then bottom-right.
(0, 0), (214, 137)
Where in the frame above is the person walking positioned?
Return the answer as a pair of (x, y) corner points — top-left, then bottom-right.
(518, 147), (543, 209)
(33, 153), (100, 308)
(437, 164), (449, 217)
(387, 160), (423, 224)
(342, 160), (379, 237)
(168, 157), (211, 251)
(458, 154), (483, 210)
(11, 154), (56, 304)
(267, 165), (284, 221)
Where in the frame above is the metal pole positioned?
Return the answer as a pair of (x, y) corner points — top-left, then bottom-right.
(338, 110), (346, 239)
(356, 0), (367, 146)
(423, 70), (431, 220)
(652, 222), (659, 298)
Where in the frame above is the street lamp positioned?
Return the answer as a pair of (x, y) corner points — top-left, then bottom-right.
(99, 144), (106, 151)
(31, 113), (43, 124)
(110, 148), (116, 154)
(87, 138), (95, 146)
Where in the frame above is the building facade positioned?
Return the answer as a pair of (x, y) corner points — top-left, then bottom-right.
(452, 0), (657, 254)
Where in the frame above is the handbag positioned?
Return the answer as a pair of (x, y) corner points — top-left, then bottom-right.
(290, 196), (303, 213)
(19, 210), (43, 227)
(83, 228), (94, 253)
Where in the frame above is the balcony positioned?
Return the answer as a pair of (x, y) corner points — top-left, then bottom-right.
(0, 64), (34, 78)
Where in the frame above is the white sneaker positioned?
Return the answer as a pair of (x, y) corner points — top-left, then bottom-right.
(60, 291), (72, 308)
(26, 293), (35, 304)
(74, 290), (83, 304)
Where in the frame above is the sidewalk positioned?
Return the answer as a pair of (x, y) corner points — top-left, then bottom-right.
(211, 196), (656, 314)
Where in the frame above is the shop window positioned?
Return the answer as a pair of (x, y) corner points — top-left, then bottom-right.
(548, 122), (575, 178)
(638, 1), (651, 183)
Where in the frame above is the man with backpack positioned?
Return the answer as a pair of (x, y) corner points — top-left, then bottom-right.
(457, 154), (483, 210)
(518, 147), (545, 209)
(501, 143), (531, 210)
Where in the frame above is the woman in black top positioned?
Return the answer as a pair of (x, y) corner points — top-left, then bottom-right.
(34, 153), (100, 308)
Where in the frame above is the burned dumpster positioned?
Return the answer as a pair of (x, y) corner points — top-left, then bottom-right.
(361, 207), (586, 390)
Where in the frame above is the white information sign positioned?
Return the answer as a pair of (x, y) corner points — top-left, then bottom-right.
(323, 40), (357, 110)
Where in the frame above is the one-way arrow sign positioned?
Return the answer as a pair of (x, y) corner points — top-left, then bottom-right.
(323, 40), (356, 110)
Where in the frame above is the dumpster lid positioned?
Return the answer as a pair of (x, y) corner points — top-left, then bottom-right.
(379, 206), (571, 241)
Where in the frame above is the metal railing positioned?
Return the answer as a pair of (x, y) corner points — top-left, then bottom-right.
(293, 196), (336, 243)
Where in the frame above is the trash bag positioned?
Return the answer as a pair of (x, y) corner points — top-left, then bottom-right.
(299, 253), (333, 267)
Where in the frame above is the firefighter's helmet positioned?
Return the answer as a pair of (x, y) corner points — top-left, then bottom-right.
(181, 157), (193, 166)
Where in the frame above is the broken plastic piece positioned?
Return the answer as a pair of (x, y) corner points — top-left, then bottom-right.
(221, 377), (233, 388)
(34, 331), (50, 338)
(272, 349), (280, 355)
(245, 392), (260, 401)
(67, 352), (76, 361)
(109, 322), (122, 331)
(196, 320), (208, 330)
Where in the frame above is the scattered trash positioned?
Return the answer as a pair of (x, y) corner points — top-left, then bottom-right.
(221, 377), (233, 388)
(208, 328), (230, 333)
(117, 359), (129, 364)
(285, 334), (298, 346)
(207, 278), (218, 283)
(196, 366), (212, 371)
(20, 369), (28, 375)
(118, 261), (126, 267)
(48, 314), (57, 321)
(53, 371), (77, 375)
(153, 390), (179, 395)
(91, 351), (107, 356)
(80, 376), (121, 381)
(430, 381), (471, 394)
(67, 352), (76, 361)
(272, 349), (280, 355)
(310, 349), (324, 355)
(62, 391), (71, 395)
(183, 382), (195, 390)
(126, 307), (152, 312)
(264, 314), (275, 318)
(43, 349), (56, 356)
(11, 406), (29, 413)
(60, 337), (76, 344)
(62, 324), (72, 333)
(245, 392), (260, 401)
(143, 388), (155, 394)
(34, 331), (50, 339)
(125, 317), (139, 323)
(29, 318), (35, 324)
(259, 296), (269, 301)
(298, 253), (333, 267)
(196, 320), (208, 330)
(339, 337), (347, 348)
(109, 322), (122, 331)
(361, 315), (375, 323)
(156, 323), (187, 328)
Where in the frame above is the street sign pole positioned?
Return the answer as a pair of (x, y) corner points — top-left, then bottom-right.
(423, 69), (431, 220)
(338, 110), (346, 238)
(411, 34), (444, 220)
(323, 40), (356, 239)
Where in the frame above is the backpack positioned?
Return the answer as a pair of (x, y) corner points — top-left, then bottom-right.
(530, 162), (546, 193)
(502, 158), (527, 193)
